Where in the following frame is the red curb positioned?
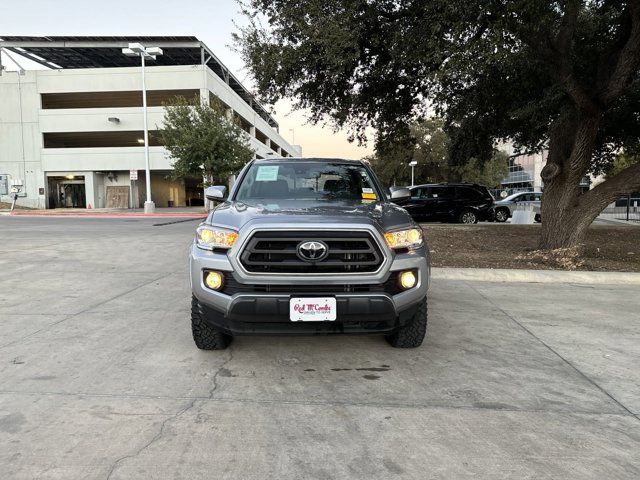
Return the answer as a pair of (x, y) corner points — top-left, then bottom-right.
(10, 210), (207, 218)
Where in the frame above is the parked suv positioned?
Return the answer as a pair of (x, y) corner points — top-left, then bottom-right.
(189, 158), (430, 350)
(493, 191), (542, 222)
(398, 183), (494, 223)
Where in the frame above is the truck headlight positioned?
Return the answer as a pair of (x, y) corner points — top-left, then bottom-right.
(196, 225), (238, 250)
(384, 228), (423, 250)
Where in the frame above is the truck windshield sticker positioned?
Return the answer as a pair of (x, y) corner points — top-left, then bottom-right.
(256, 165), (279, 182)
(361, 187), (377, 200)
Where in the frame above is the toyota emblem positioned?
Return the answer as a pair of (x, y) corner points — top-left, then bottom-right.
(296, 240), (329, 262)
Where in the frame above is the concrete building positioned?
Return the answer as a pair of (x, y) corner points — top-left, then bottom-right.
(501, 150), (546, 193)
(498, 146), (591, 195)
(0, 36), (301, 209)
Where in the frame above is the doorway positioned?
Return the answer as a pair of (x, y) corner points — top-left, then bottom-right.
(47, 176), (86, 208)
(184, 176), (204, 206)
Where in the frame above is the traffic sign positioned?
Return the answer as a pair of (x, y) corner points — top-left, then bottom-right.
(130, 169), (138, 180)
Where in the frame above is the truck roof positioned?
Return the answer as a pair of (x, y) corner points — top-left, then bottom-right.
(253, 157), (364, 164)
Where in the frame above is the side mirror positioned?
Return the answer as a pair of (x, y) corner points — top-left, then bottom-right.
(390, 187), (411, 203)
(205, 185), (227, 202)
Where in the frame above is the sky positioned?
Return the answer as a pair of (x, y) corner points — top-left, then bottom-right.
(0, 0), (374, 159)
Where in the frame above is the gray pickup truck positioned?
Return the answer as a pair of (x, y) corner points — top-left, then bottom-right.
(189, 158), (430, 349)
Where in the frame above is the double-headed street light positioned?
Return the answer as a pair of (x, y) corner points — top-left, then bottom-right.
(122, 43), (163, 213)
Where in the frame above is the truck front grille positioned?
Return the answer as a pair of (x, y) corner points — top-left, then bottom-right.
(239, 230), (384, 274)
(221, 272), (402, 296)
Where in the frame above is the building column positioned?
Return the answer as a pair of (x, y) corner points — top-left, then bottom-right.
(200, 47), (210, 106)
(84, 172), (95, 208)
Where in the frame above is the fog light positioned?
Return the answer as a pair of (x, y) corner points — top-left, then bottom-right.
(204, 271), (224, 290)
(399, 270), (417, 290)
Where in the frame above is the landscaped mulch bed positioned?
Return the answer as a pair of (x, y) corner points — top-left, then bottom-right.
(423, 223), (640, 272)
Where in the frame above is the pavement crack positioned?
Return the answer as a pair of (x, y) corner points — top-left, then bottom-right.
(104, 347), (234, 479)
(104, 398), (196, 480)
(208, 347), (235, 399)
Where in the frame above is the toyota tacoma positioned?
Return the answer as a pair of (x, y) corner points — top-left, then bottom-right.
(189, 158), (430, 349)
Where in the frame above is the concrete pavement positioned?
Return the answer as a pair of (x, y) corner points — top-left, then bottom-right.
(0, 217), (638, 479)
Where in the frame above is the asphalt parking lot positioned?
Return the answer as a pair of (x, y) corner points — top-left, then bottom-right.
(1, 217), (639, 479)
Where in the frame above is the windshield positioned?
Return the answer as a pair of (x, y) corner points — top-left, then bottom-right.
(503, 192), (525, 201)
(234, 161), (382, 203)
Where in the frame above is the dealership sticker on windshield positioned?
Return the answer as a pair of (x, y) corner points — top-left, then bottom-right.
(361, 187), (377, 200)
(256, 165), (279, 181)
(290, 297), (337, 321)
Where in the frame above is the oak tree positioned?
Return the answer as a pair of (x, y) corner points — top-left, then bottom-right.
(237, 1), (640, 248)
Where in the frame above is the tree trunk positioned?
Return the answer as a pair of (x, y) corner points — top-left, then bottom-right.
(538, 112), (600, 250)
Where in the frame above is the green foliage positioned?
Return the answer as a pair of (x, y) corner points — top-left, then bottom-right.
(236, 1), (640, 174)
(606, 154), (640, 179)
(368, 118), (508, 188)
(160, 97), (253, 186)
(456, 152), (509, 188)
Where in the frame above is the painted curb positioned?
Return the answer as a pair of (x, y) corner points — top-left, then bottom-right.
(432, 267), (640, 285)
(7, 212), (207, 218)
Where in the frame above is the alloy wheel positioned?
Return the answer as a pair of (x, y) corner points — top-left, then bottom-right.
(461, 211), (477, 224)
(495, 209), (508, 222)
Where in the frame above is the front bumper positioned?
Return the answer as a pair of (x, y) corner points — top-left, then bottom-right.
(189, 242), (430, 336)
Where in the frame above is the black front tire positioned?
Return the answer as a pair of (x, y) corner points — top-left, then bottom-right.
(386, 298), (428, 348)
(191, 296), (232, 350)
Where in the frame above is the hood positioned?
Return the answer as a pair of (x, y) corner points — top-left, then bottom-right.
(206, 200), (415, 233)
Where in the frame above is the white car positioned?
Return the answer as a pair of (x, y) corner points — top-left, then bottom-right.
(493, 191), (542, 222)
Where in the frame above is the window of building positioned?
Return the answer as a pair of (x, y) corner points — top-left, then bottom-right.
(503, 155), (535, 187)
(234, 113), (252, 134)
(254, 128), (268, 145)
(41, 90), (199, 109)
(209, 94), (232, 113)
(43, 131), (163, 148)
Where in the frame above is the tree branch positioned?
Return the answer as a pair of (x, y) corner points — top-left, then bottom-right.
(526, 2), (600, 115)
(554, 0), (580, 56)
(580, 160), (640, 208)
(601, 0), (640, 104)
(553, 2), (601, 114)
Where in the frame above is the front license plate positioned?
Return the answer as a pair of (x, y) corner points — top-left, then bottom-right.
(289, 297), (337, 322)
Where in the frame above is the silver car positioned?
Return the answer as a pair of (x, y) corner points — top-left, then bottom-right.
(493, 191), (542, 222)
(189, 158), (431, 350)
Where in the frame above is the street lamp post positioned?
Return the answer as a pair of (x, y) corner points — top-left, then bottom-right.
(409, 160), (418, 187)
(122, 43), (163, 214)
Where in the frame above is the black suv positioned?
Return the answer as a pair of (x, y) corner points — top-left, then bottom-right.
(397, 183), (494, 223)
